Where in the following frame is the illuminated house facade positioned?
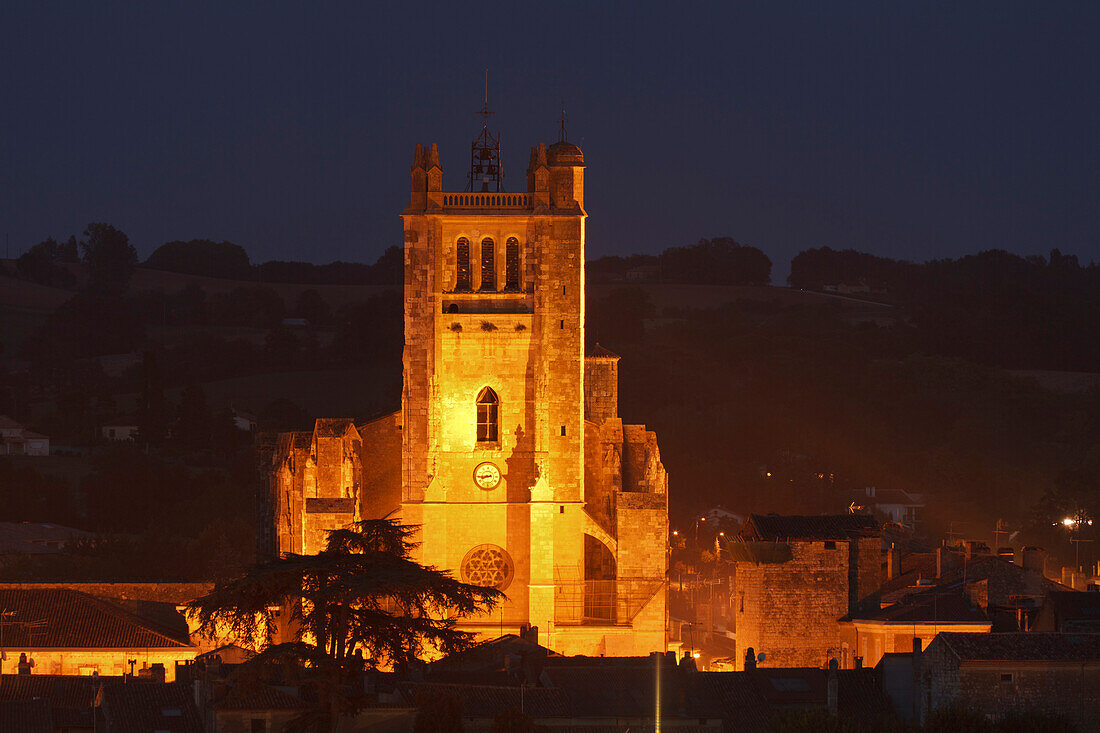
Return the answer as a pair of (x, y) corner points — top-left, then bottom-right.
(260, 131), (669, 656)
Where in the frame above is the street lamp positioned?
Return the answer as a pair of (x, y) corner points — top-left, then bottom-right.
(694, 516), (706, 546)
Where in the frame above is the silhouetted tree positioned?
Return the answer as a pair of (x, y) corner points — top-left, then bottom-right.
(295, 289), (332, 326)
(137, 348), (168, 446)
(145, 239), (251, 279)
(16, 238), (77, 288)
(188, 519), (502, 670)
(81, 222), (137, 293)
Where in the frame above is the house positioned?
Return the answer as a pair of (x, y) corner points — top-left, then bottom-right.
(230, 408), (258, 432)
(0, 672), (120, 730)
(1033, 591), (1100, 633)
(99, 680), (202, 733)
(206, 682), (310, 733)
(875, 545), (1069, 632)
(919, 632), (1100, 728)
(847, 486), (924, 531)
(0, 522), (93, 557)
(0, 698), (53, 733)
(399, 651), (894, 731)
(0, 588), (196, 680)
(100, 416), (140, 441)
(841, 591), (991, 668)
(730, 514), (882, 670)
(0, 415), (50, 456)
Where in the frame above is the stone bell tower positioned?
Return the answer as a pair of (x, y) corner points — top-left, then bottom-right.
(260, 121), (668, 656)
(400, 123), (590, 647)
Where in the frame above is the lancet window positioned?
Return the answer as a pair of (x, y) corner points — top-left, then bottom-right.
(480, 237), (496, 291)
(505, 237), (520, 290)
(476, 387), (499, 442)
(455, 238), (471, 291)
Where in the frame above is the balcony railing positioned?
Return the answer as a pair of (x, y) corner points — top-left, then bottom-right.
(441, 192), (531, 208)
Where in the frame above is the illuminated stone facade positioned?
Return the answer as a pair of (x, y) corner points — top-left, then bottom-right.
(260, 137), (669, 656)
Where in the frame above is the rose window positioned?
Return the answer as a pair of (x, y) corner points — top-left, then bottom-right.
(461, 544), (514, 591)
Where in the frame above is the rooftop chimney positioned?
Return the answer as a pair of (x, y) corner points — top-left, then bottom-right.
(1022, 546), (1046, 575)
(887, 544), (900, 580)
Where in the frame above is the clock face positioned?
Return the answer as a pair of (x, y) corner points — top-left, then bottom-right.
(473, 462), (501, 490)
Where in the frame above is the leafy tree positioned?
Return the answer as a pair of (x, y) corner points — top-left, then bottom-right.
(81, 222), (138, 292)
(207, 286), (286, 328)
(16, 238), (77, 288)
(296, 289), (332, 326)
(187, 518), (503, 669)
(145, 239), (251, 279)
(136, 348), (168, 447)
(175, 382), (212, 450)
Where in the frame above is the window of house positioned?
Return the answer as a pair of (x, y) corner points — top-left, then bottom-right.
(1001, 672), (1014, 683)
(505, 237), (520, 290)
(251, 719), (267, 733)
(480, 237), (496, 291)
(824, 540), (836, 549)
(456, 238), (471, 291)
(476, 387), (499, 442)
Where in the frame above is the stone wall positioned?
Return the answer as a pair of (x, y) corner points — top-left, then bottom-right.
(921, 647), (1100, 729)
(584, 356), (618, 422)
(733, 540), (852, 670)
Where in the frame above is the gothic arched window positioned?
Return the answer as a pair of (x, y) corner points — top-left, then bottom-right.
(455, 238), (471, 291)
(505, 237), (520, 290)
(480, 237), (496, 291)
(476, 387), (499, 442)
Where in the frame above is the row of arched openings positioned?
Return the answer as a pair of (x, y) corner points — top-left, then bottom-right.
(456, 237), (520, 292)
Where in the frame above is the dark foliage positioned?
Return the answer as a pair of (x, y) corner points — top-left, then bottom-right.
(789, 247), (1100, 371)
(81, 222), (138, 293)
(589, 237), (771, 285)
(16, 237), (78, 288)
(145, 239), (252, 279)
(188, 519), (503, 670)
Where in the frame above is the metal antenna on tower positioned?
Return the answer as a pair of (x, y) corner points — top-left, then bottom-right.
(558, 100), (568, 142)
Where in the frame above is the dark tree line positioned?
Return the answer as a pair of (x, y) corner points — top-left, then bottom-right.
(143, 238), (403, 286)
(790, 247), (1100, 372)
(589, 236), (772, 286)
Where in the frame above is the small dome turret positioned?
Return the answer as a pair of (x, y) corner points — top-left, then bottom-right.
(547, 141), (584, 166)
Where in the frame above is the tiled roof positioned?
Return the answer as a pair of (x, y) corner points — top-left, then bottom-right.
(314, 418), (357, 438)
(586, 344), (620, 359)
(0, 674), (121, 729)
(101, 681), (202, 733)
(847, 488), (923, 506)
(937, 632), (1100, 662)
(740, 513), (879, 541)
(0, 415), (29, 430)
(0, 522), (92, 555)
(398, 681), (569, 718)
(214, 682), (309, 711)
(692, 672), (770, 732)
(0, 588), (191, 648)
(853, 592), (990, 625)
(540, 665), (725, 719)
(836, 669), (894, 725)
(1039, 591), (1100, 632)
(0, 698), (53, 733)
(879, 553), (1067, 606)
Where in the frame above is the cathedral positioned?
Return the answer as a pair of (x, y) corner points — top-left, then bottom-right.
(258, 124), (670, 656)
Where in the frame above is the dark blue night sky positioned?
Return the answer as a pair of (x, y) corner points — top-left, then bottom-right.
(2, 1), (1097, 279)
